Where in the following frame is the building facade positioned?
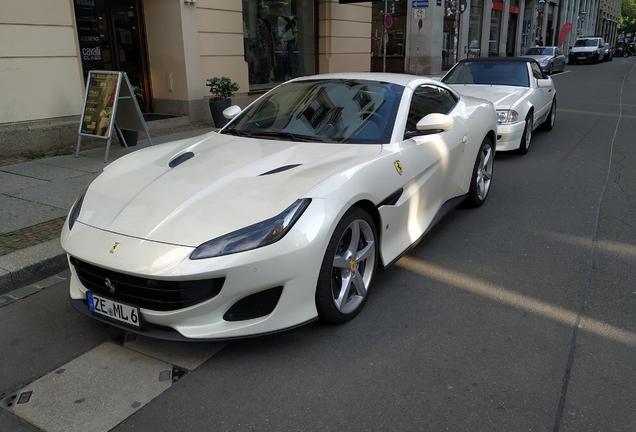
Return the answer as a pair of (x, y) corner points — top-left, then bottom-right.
(0, 0), (620, 157)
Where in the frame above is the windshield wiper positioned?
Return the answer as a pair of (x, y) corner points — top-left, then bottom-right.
(220, 128), (250, 137)
(248, 131), (331, 143)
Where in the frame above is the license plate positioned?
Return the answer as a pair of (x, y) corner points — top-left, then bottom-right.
(579, 56), (586, 59)
(87, 291), (140, 328)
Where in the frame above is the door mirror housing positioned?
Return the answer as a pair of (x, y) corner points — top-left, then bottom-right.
(223, 105), (242, 120)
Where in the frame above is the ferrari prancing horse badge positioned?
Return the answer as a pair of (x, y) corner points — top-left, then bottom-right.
(394, 160), (403, 176)
(109, 242), (120, 254)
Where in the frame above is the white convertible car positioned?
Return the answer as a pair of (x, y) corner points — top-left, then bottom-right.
(441, 57), (557, 155)
(61, 73), (497, 341)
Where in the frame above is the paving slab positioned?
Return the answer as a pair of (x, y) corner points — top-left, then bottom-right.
(0, 196), (67, 234)
(67, 172), (100, 185)
(7, 179), (88, 210)
(124, 335), (227, 371)
(0, 171), (46, 194)
(5, 342), (173, 432)
(37, 154), (110, 173)
(0, 161), (87, 181)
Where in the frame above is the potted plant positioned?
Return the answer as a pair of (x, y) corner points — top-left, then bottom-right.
(206, 76), (240, 127)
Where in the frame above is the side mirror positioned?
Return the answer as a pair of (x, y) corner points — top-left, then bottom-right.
(417, 113), (454, 132)
(223, 105), (242, 120)
(404, 113), (455, 138)
(537, 78), (552, 88)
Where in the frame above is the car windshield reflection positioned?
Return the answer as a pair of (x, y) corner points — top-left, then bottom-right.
(222, 79), (404, 144)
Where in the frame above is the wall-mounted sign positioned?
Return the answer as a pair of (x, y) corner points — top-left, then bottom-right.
(77, 71), (152, 162)
(412, 0), (429, 8)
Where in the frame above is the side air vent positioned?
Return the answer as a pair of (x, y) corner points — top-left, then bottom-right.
(259, 164), (302, 176)
(378, 188), (403, 207)
(169, 151), (195, 168)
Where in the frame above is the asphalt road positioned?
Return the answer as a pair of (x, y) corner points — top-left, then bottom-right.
(1, 58), (635, 432)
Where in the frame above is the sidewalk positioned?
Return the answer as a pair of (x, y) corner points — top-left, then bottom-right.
(0, 122), (217, 296)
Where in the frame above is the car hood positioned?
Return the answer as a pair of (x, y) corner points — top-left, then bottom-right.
(447, 85), (530, 110)
(523, 54), (551, 63)
(77, 132), (381, 247)
(571, 46), (598, 53)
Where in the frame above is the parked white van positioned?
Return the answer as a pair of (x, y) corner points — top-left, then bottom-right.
(568, 37), (606, 64)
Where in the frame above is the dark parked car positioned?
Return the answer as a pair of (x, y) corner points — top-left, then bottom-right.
(603, 43), (613, 61)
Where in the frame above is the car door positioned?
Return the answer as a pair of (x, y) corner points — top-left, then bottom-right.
(383, 85), (468, 259)
(529, 62), (553, 124)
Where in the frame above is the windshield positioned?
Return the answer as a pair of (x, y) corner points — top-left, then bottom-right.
(442, 61), (530, 87)
(524, 47), (554, 56)
(574, 39), (599, 47)
(222, 79), (404, 144)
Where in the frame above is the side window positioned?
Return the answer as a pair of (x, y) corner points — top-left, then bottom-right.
(530, 62), (544, 80)
(406, 86), (457, 131)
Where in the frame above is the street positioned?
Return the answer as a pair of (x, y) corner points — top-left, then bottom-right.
(2, 57), (636, 431)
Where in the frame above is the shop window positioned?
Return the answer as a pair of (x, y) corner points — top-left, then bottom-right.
(371, 1), (407, 73)
(489, 8), (502, 56)
(242, 0), (315, 91)
(468, 0), (483, 57)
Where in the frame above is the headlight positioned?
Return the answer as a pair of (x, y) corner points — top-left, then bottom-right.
(68, 182), (92, 230)
(540, 59), (549, 65)
(190, 199), (311, 259)
(496, 110), (519, 124)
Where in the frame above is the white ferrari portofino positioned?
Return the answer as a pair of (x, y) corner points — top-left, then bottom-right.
(61, 73), (497, 341)
(441, 57), (557, 155)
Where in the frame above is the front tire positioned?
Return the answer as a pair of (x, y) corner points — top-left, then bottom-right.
(548, 63), (553, 75)
(466, 137), (494, 207)
(516, 114), (533, 155)
(316, 208), (377, 323)
(541, 98), (557, 131)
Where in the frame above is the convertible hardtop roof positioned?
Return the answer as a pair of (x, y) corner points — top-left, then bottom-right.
(294, 72), (441, 88)
(458, 57), (537, 64)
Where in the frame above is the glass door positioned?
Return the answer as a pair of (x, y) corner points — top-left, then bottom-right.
(97, 0), (152, 112)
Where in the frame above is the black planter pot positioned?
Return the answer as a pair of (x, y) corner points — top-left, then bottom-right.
(120, 129), (138, 147)
(209, 98), (231, 127)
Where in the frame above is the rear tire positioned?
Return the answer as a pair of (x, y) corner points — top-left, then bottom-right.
(315, 208), (377, 323)
(466, 137), (494, 207)
(541, 98), (556, 131)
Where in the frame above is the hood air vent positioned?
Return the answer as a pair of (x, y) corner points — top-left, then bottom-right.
(259, 164), (302, 176)
(169, 151), (195, 168)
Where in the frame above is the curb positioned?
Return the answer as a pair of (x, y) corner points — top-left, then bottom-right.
(0, 239), (68, 296)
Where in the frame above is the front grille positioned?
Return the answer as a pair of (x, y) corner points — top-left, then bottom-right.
(70, 257), (224, 312)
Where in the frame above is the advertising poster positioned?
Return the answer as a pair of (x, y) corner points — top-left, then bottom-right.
(79, 72), (120, 138)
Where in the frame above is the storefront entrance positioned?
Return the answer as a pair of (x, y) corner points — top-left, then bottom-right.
(74, 0), (152, 113)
